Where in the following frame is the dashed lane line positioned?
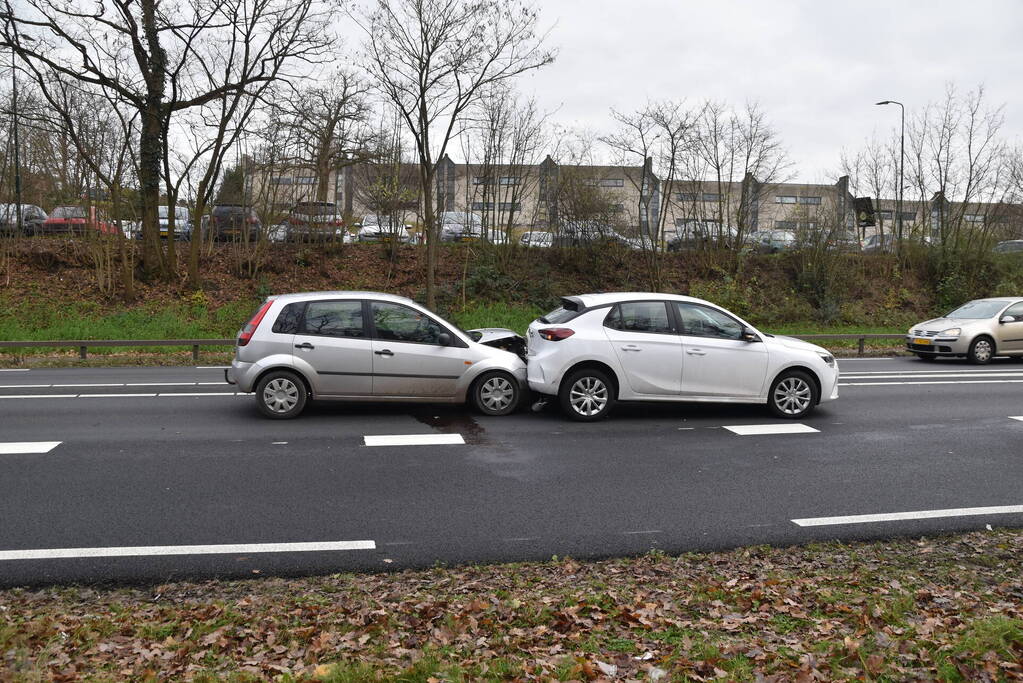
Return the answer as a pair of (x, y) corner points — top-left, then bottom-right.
(0, 393), (242, 400)
(840, 379), (1023, 386)
(0, 368), (29, 372)
(842, 372), (1023, 379)
(723, 424), (820, 436)
(0, 442), (62, 454)
(792, 505), (1023, 527)
(364, 434), (465, 447)
(0, 540), (377, 561)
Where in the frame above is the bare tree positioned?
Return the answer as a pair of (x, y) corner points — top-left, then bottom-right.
(840, 133), (898, 242)
(2, 0), (335, 280)
(357, 0), (555, 308)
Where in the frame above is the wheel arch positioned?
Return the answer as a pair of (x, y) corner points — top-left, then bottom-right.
(770, 365), (822, 405)
(253, 365), (314, 399)
(561, 360), (621, 398)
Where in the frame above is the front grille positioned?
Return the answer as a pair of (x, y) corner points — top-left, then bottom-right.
(911, 329), (938, 337)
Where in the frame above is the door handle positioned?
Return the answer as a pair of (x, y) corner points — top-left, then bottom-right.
(295, 342), (315, 350)
(374, 349), (394, 356)
(620, 345), (641, 352)
(686, 349), (706, 356)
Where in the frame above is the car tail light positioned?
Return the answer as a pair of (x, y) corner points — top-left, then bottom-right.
(537, 327), (575, 341)
(238, 301), (273, 346)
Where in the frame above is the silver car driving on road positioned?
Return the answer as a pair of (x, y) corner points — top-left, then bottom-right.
(906, 297), (1023, 363)
(227, 291), (527, 418)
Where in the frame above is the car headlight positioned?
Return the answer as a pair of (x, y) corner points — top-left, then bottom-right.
(939, 327), (961, 337)
(818, 352), (835, 367)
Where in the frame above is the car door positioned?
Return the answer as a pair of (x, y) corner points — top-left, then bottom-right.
(675, 302), (768, 398)
(292, 299), (374, 396)
(602, 301), (683, 396)
(368, 301), (470, 398)
(996, 301), (1023, 353)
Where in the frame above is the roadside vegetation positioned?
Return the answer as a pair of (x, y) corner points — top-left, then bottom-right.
(2, 529), (1021, 680)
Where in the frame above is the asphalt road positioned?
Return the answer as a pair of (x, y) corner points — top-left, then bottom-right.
(2, 356), (1022, 586)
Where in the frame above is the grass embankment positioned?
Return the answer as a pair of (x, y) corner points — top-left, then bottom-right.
(2, 530), (1021, 681)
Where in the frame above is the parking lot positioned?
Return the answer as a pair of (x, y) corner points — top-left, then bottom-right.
(0, 356), (1021, 586)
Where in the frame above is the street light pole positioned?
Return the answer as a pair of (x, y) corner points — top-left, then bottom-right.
(876, 100), (905, 244)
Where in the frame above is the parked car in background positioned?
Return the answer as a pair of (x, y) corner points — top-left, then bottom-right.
(205, 204), (262, 241)
(520, 230), (553, 248)
(0, 203), (47, 236)
(152, 205), (192, 240)
(39, 206), (120, 236)
(557, 221), (637, 249)
(285, 202), (343, 242)
(438, 211), (483, 242)
(827, 230), (862, 251)
(755, 230), (797, 253)
(667, 224), (742, 251)
(525, 292), (838, 421)
(357, 214), (411, 243)
(862, 233), (894, 253)
(992, 240), (1023, 254)
(906, 298), (1023, 363)
(227, 291), (528, 419)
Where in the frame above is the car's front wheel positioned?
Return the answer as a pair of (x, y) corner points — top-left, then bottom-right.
(255, 370), (308, 419)
(767, 370), (818, 419)
(968, 336), (995, 364)
(470, 371), (520, 416)
(559, 368), (615, 421)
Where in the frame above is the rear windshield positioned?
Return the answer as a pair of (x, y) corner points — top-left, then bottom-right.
(945, 300), (1009, 319)
(540, 306), (581, 324)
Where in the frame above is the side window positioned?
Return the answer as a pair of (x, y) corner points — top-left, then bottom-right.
(605, 302), (673, 334)
(272, 302), (304, 334)
(372, 302), (447, 345)
(675, 303), (743, 340)
(1003, 302), (1023, 321)
(302, 301), (365, 338)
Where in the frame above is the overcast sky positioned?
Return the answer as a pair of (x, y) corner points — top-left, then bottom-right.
(500, 0), (1023, 182)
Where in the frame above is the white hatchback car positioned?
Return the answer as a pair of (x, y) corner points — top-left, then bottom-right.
(526, 293), (839, 421)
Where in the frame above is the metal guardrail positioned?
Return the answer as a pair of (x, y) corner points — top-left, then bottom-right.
(0, 339), (235, 361)
(0, 334), (905, 359)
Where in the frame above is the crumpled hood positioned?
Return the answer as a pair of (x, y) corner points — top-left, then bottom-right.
(770, 334), (830, 355)
(468, 328), (526, 360)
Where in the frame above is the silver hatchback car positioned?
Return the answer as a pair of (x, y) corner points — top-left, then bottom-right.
(906, 297), (1023, 363)
(227, 291), (527, 418)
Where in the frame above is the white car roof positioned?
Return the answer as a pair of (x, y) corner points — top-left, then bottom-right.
(270, 291), (416, 305)
(566, 292), (716, 308)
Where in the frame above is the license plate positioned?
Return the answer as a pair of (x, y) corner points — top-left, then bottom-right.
(913, 338), (932, 345)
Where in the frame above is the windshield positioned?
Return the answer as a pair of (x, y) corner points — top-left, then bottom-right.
(945, 300), (1010, 319)
(51, 206), (86, 219)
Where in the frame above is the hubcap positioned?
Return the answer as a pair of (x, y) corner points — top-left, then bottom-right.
(773, 377), (812, 415)
(263, 378), (299, 413)
(974, 340), (992, 362)
(569, 376), (608, 416)
(480, 376), (515, 411)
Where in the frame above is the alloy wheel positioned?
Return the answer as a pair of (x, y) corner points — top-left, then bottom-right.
(569, 376), (608, 417)
(263, 377), (299, 414)
(773, 376), (812, 416)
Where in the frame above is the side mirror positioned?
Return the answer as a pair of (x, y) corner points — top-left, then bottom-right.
(1000, 315), (1015, 324)
(437, 332), (452, 346)
(740, 326), (760, 343)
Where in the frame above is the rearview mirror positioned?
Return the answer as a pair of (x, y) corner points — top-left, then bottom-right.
(1000, 315), (1015, 324)
(740, 326), (760, 343)
(437, 332), (452, 346)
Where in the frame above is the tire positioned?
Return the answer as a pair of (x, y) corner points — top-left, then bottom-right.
(559, 367), (615, 421)
(470, 371), (520, 416)
(967, 336), (995, 365)
(767, 370), (819, 419)
(255, 370), (308, 419)
(915, 353), (937, 361)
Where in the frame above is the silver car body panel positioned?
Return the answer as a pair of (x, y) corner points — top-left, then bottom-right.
(226, 291), (526, 404)
(906, 298), (1023, 357)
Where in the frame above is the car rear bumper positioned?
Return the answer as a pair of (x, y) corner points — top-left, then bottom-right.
(227, 360), (257, 393)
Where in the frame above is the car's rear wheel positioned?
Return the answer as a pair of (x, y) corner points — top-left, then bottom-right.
(559, 368), (615, 421)
(968, 336), (995, 364)
(915, 352), (937, 361)
(470, 371), (520, 416)
(767, 370), (818, 419)
(255, 370), (308, 419)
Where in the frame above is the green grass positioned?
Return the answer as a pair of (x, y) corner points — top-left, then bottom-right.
(448, 302), (545, 335)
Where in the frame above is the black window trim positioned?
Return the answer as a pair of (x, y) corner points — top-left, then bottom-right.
(366, 300), (469, 348)
(671, 301), (747, 340)
(603, 300), (678, 335)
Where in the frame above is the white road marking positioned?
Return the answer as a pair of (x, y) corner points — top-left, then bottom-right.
(1009, 416), (1023, 422)
(842, 372), (1023, 379)
(158, 392), (239, 397)
(0, 441), (62, 454)
(89, 393), (157, 398)
(842, 368), (1019, 375)
(364, 434), (465, 447)
(53, 383), (124, 387)
(196, 366), (229, 369)
(840, 379), (1023, 386)
(0, 368), (29, 372)
(724, 424), (820, 436)
(125, 382), (196, 387)
(0, 540), (377, 561)
(0, 385), (51, 389)
(0, 394), (78, 399)
(792, 505), (1023, 527)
